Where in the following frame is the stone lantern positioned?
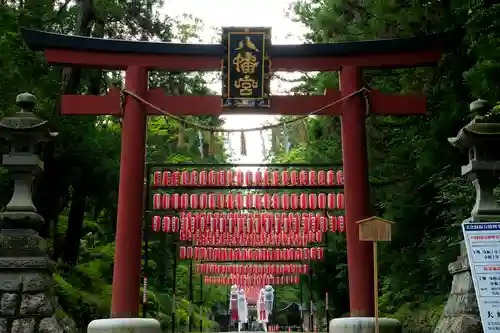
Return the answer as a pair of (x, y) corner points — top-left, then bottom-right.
(448, 99), (500, 221)
(0, 92), (56, 228)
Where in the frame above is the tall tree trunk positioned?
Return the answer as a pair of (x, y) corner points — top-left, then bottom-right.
(39, 0), (98, 260)
(62, 177), (88, 265)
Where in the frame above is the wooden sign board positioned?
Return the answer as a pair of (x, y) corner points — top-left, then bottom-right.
(357, 216), (394, 242)
(221, 27), (271, 108)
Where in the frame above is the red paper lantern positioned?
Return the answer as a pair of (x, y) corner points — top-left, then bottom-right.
(308, 170), (317, 185)
(336, 193), (345, 210)
(217, 193), (225, 209)
(262, 169), (269, 186)
(190, 194), (198, 209)
(336, 170), (344, 185)
(180, 194), (188, 209)
(317, 247), (324, 260)
(226, 170), (233, 186)
(265, 215), (274, 233)
(153, 171), (162, 186)
(199, 170), (207, 185)
(263, 193), (271, 210)
(244, 193), (253, 209)
(310, 247), (317, 259)
(319, 216), (328, 232)
(172, 217), (180, 232)
(338, 215), (345, 232)
(162, 171), (171, 186)
(208, 193), (216, 210)
(171, 194), (180, 210)
(208, 170), (217, 185)
(186, 246), (193, 259)
(235, 170), (243, 186)
(153, 193), (161, 209)
(254, 171), (262, 185)
(272, 194), (280, 210)
(161, 193), (170, 209)
(317, 170), (326, 185)
(236, 193), (243, 209)
(290, 170), (298, 186)
(245, 171), (253, 186)
(152, 216), (161, 232)
(180, 246), (186, 259)
(318, 193), (326, 209)
(309, 193), (317, 210)
(291, 194), (298, 210)
(227, 193), (234, 210)
(172, 171), (180, 185)
(245, 216), (253, 234)
(218, 170), (226, 186)
(300, 193), (308, 210)
(327, 193), (336, 209)
(330, 216), (337, 232)
(181, 171), (189, 185)
(194, 247), (200, 260)
(162, 216), (171, 232)
(326, 170), (334, 185)
(281, 170), (288, 185)
(191, 170), (199, 185)
(272, 171), (280, 186)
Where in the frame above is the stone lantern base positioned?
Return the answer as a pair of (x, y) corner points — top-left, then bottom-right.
(87, 318), (162, 333)
(0, 228), (77, 333)
(329, 317), (401, 333)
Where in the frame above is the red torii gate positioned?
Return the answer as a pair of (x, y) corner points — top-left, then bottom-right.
(21, 28), (456, 318)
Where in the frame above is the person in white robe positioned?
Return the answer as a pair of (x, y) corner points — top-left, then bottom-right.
(256, 287), (268, 332)
(229, 285), (239, 328)
(237, 288), (248, 332)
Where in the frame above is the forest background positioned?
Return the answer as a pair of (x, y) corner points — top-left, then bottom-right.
(0, 0), (499, 332)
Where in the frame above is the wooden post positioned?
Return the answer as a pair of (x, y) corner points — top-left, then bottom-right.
(357, 216), (395, 332)
(373, 242), (379, 333)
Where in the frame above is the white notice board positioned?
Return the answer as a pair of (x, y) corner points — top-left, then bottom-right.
(462, 222), (500, 333)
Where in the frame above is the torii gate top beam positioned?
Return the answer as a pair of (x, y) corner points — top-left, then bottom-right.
(20, 28), (460, 71)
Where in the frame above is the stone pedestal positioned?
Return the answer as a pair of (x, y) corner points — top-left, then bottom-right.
(329, 317), (401, 333)
(87, 318), (162, 333)
(0, 229), (77, 333)
(433, 242), (482, 333)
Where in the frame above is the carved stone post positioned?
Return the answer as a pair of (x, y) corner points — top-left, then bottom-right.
(0, 93), (76, 333)
(433, 99), (500, 333)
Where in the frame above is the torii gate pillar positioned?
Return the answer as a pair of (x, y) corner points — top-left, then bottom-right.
(340, 66), (373, 317)
(112, 66), (148, 318)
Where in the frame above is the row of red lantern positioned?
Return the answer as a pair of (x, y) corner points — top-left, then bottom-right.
(179, 246), (324, 261)
(196, 263), (308, 275)
(179, 211), (339, 232)
(204, 275), (300, 285)
(185, 232), (324, 247)
(151, 214), (345, 234)
(152, 192), (344, 211)
(153, 169), (343, 187)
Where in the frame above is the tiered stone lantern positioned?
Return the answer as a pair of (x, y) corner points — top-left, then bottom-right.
(0, 92), (55, 228)
(433, 99), (500, 333)
(0, 93), (77, 333)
